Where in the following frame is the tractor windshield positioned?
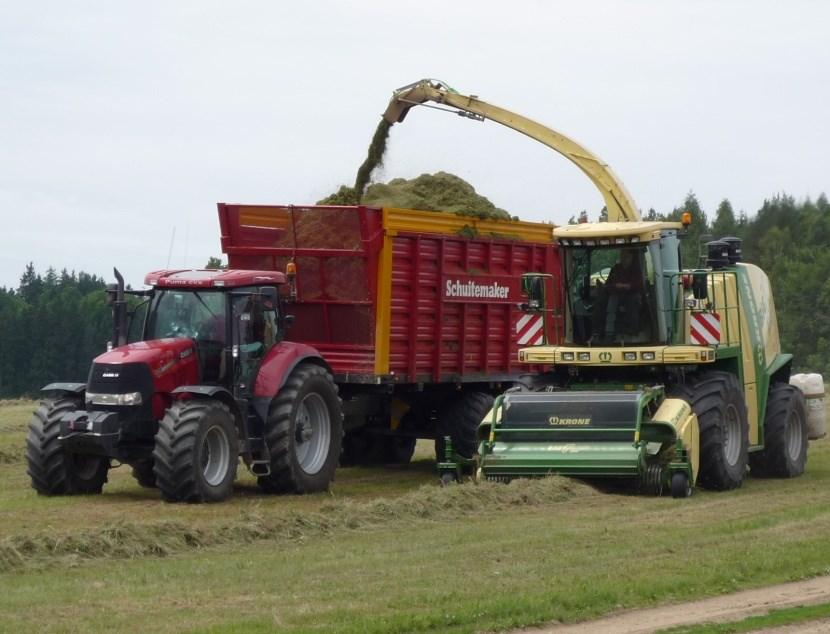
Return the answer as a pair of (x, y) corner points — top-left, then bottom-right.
(146, 290), (226, 342)
(563, 245), (660, 345)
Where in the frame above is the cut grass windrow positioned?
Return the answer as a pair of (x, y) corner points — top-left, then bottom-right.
(0, 475), (592, 573)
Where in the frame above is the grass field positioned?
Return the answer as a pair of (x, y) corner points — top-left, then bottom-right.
(2, 399), (830, 633)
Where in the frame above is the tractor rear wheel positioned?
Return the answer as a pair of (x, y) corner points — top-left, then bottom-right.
(435, 391), (494, 461)
(152, 399), (238, 502)
(749, 383), (808, 477)
(26, 396), (109, 495)
(673, 372), (748, 491)
(131, 460), (156, 488)
(257, 364), (342, 494)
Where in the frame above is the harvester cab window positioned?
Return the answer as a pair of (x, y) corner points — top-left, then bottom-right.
(565, 246), (657, 345)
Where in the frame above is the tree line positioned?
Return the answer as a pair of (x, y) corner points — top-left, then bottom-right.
(1, 191), (828, 397)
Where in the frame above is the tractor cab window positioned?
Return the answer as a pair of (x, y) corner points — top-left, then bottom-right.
(146, 290), (225, 342)
(564, 245), (658, 345)
(146, 290), (227, 384)
(231, 288), (279, 390)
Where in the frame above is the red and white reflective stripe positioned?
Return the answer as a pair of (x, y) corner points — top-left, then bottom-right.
(516, 314), (545, 345)
(690, 312), (721, 345)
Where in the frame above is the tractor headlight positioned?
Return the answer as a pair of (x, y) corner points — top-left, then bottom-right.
(641, 351), (656, 361)
(561, 352), (575, 361)
(578, 352), (591, 361)
(85, 391), (143, 406)
(623, 352), (637, 361)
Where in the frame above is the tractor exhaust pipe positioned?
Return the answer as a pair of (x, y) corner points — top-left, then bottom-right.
(105, 267), (128, 349)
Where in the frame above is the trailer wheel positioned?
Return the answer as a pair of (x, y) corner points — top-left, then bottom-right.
(435, 392), (494, 460)
(26, 396), (109, 495)
(258, 364), (343, 494)
(670, 471), (692, 499)
(672, 372), (748, 491)
(341, 431), (415, 466)
(152, 399), (238, 503)
(131, 460), (156, 488)
(750, 383), (808, 478)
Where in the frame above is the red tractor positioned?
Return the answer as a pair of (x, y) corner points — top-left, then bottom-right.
(26, 267), (342, 502)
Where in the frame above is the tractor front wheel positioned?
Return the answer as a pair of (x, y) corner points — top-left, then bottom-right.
(257, 364), (343, 494)
(152, 399), (238, 502)
(26, 396), (109, 495)
(673, 372), (748, 491)
(750, 383), (808, 477)
(131, 460), (156, 488)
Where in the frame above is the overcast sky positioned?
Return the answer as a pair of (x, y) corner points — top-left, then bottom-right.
(1, 1), (828, 290)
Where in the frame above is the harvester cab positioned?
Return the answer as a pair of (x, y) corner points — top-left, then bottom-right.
(27, 267), (344, 503)
(449, 220), (809, 498)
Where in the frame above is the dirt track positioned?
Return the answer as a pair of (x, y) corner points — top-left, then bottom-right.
(522, 575), (830, 633)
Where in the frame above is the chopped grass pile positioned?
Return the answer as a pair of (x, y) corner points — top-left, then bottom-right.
(0, 476), (593, 573)
(317, 113), (514, 220)
(319, 172), (513, 220)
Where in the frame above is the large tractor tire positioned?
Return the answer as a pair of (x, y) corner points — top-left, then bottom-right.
(673, 372), (749, 491)
(435, 391), (494, 461)
(257, 364), (343, 494)
(26, 396), (109, 495)
(152, 399), (239, 503)
(750, 383), (808, 477)
(131, 460), (156, 488)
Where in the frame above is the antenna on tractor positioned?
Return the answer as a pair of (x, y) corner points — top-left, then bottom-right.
(166, 226), (176, 269)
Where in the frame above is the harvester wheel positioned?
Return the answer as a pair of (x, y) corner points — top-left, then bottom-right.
(673, 372), (748, 491)
(130, 460), (156, 488)
(435, 391), (494, 461)
(670, 471), (692, 499)
(749, 383), (808, 477)
(26, 396), (109, 495)
(152, 399), (238, 503)
(257, 364), (342, 494)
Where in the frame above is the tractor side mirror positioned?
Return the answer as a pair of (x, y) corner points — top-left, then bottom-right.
(692, 271), (708, 300)
(521, 275), (546, 312)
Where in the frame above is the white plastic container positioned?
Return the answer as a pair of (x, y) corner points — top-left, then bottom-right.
(789, 373), (826, 440)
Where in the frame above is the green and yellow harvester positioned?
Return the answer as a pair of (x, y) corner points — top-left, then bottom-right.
(460, 221), (808, 497)
(383, 81), (809, 497)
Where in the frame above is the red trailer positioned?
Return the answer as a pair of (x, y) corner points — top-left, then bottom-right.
(25, 204), (562, 504)
(219, 203), (561, 463)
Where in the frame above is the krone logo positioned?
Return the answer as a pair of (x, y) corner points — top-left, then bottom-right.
(548, 416), (591, 426)
(599, 351), (613, 362)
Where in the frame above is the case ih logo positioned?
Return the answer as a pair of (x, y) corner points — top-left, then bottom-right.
(441, 276), (517, 303)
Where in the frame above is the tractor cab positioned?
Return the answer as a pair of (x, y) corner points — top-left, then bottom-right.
(131, 269), (286, 394)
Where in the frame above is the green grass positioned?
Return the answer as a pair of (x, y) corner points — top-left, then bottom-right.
(661, 601), (830, 633)
(2, 400), (830, 632)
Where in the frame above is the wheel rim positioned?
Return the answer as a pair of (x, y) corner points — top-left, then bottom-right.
(201, 424), (231, 486)
(786, 409), (804, 462)
(294, 393), (331, 475)
(723, 404), (742, 466)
